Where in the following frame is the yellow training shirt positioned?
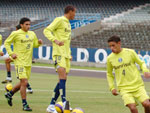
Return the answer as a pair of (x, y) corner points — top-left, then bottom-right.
(0, 34), (2, 52)
(43, 16), (71, 59)
(107, 48), (149, 92)
(4, 29), (41, 66)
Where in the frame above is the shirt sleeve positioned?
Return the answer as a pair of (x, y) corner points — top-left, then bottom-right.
(132, 50), (149, 73)
(0, 35), (2, 52)
(33, 32), (42, 48)
(4, 32), (15, 56)
(43, 17), (61, 42)
(107, 58), (115, 91)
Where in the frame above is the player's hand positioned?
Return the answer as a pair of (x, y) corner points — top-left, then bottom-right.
(54, 40), (64, 46)
(144, 72), (150, 78)
(70, 56), (73, 61)
(112, 89), (118, 96)
(11, 53), (17, 59)
(38, 39), (43, 45)
(0, 52), (4, 56)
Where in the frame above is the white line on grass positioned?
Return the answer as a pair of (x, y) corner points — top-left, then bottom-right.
(0, 63), (106, 72)
(0, 88), (110, 94)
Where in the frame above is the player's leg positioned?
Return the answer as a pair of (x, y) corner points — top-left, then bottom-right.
(58, 67), (67, 102)
(21, 66), (32, 111)
(5, 66), (32, 111)
(47, 81), (60, 113)
(135, 87), (150, 113)
(58, 57), (70, 106)
(127, 104), (138, 113)
(47, 56), (67, 113)
(5, 65), (22, 106)
(5, 82), (21, 106)
(121, 92), (138, 113)
(50, 82), (60, 104)
(142, 99), (150, 113)
(2, 58), (13, 83)
(20, 78), (31, 110)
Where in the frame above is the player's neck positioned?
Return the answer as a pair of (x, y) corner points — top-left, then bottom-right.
(64, 14), (70, 20)
(116, 48), (123, 54)
(21, 28), (28, 32)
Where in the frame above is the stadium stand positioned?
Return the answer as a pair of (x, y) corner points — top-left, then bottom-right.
(0, 0), (150, 51)
(71, 4), (150, 51)
(0, 0), (149, 40)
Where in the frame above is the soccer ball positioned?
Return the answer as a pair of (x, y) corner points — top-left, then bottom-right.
(55, 101), (63, 113)
(72, 108), (85, 113)
(5, 83), (13, 92)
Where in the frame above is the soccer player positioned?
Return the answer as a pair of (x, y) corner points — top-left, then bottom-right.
(2, 25), (33, 94)
(43, 5), (76, 113)
(107, 35), (150, 113)
(4, 17), (42, 111)
(0, 34), (4, 56)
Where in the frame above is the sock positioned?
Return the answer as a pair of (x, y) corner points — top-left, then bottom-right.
(8, 90), (14, 97)
(7, 71), (11, 78)
(22, 99), (27, 106)
(59, 79), (66, 103)
(7, 91), (14, 97)
(50, 83), (60, 105)
(27, 83), (32, 90)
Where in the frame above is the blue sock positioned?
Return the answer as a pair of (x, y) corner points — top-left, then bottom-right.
(22, 99), (27, 106)
(9, 90), (14, 96)
(7, 90), (14, 97)
(7, 71), (11, 77)
(50, 83), (60, 105)
(59, 79), (66, 103)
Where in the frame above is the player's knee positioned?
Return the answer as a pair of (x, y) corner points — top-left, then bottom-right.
(58, 67), (67, 78)
(5, 58), (9, 63)
(127, 104), (137, 112)
(20, 79), (28, 86)
(5, 58), (11, 63)
(142, 101), (150, 108)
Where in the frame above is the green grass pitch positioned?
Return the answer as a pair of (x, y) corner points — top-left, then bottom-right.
(0, 70), (150, 113)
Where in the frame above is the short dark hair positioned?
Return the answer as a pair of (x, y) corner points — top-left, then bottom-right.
(19, 17), (30, 25)
(16, 24), (21, 30)
(64, 5), (75, 14)
(108, 35), (121, 43)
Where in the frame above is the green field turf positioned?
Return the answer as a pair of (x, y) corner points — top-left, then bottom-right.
(0, 70), (150, 113)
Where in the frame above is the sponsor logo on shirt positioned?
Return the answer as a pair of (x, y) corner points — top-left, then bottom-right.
(118, 58), (123, 62)
(114, 62), (131, 70)
(21, 39), (33, 43)
(26, 35), (29, 38)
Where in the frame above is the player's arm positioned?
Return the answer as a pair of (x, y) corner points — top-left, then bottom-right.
(107, 58), (116, 92)
(33, 33), (42, 48)
(132, 50), (150, 78)
(4, 32), (16, 58)
(43, 18), (64, 46)
(43, 18), (61, 42)
(69, 48), (72, 60)
(107, 59), (118, 96)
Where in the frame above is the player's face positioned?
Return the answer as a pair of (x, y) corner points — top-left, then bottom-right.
(69, 9), (76, 20)
(108, 41), (121, 53)
(21, 21), (31, 32)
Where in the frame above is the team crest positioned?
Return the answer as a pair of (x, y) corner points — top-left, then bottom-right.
(118, 58), (123, 62)
(26, 35), (29, 38)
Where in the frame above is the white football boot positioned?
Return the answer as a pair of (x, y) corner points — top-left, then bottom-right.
(46, 105), (58, 113)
